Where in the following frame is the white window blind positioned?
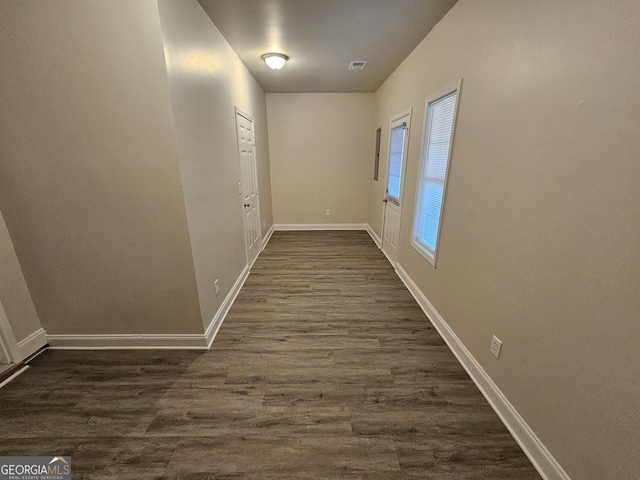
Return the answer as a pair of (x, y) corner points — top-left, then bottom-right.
(386, 125), (406, 203)
(412, 86), (459, 264)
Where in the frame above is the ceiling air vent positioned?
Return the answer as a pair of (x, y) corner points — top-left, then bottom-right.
(348, 61), (367, 71)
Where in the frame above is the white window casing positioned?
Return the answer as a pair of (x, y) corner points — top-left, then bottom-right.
(411, 79), (462, 266)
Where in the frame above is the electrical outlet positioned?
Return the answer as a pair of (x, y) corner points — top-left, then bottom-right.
(490, 335), (502, 359)
(263, 220), (266, 229)
(214, 279), (220, 296)
(326, 209), (331, 216)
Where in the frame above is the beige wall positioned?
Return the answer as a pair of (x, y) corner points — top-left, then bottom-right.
(157, 0), (273, 327)
(0, 1), (637, 476)
(0, 211), (42, 344)
(0, 0), (202, 335)
(370, 1), (640, 478)
(267, 94), (374, 225)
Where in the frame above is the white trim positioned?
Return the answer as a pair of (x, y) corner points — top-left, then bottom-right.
(0, 337), (10, 364)
(0, 365), (29, 390)
(410, 79), (462, 268)
(381, 107), (412, 267)
(23, 345), (47, 363)
(248, 248), (259, 270)
(262, 224), (275, 250)
(366, 224), (382, 248)
(204, 264), (250, 348)
(394, 263), (570, 480)
(0, 299), (22, 362)
(47, 333), (207, 350)
(274, 223), (367, 231)
(381, 248), (397, 267)
(46, 261), (253, 351)
(235, 106), (252, 122)
(17, 327), (47, 360)
(411, 237), (437, 265)
(235, 106), (262, 269)
(391, 107), (413, 124)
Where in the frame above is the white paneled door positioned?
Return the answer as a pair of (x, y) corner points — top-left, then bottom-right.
(382, 110), (411, 267)
(236, 109), (262, 268)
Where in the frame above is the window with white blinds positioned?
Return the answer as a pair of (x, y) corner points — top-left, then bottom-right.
(386, 125), (406, 203)
(412, 82), (461, 265)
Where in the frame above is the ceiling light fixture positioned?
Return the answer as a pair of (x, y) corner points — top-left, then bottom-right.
(262, 53), (289, 70)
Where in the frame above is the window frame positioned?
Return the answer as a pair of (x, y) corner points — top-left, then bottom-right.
(383, 109), (412, 209)
(411, 79), (462, 267)
(386, 122), (407, 205)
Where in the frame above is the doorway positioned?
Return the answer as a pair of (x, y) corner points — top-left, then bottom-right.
(235, 108), (262, 268)
(381, 109), (412, 267)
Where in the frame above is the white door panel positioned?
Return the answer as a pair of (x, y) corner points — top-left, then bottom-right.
(236, 110), (261, 267)
(382, 201), (401, 264)
(381, 110), (411, 267)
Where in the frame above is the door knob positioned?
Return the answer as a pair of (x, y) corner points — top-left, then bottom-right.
(383, 199), (388, 203)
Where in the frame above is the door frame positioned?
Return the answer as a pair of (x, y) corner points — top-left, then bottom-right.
(234, 107), (262, 268)
(381, 108), (412, 266)
(0, 299), (21, 364)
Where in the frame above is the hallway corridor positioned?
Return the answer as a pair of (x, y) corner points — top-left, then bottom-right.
(0, 231), (539, 479)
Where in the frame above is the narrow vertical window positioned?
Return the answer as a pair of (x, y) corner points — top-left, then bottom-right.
(412, 81), (461, 265)
(387, 124), (407, 203)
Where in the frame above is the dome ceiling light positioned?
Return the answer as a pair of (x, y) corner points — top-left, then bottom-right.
(262, 53), (289, 70)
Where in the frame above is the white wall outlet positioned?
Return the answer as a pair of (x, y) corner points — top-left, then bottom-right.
(490, 335), (503, 359)
(238, 183), (242, 195)
(326, 209), (331, 216)
(214, 279), (220, 296)
(262, 220), (266, 229)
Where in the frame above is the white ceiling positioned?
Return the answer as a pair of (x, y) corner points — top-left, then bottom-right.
(197, 0), (458, 93)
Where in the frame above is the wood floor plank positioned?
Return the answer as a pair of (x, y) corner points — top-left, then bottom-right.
(0, 231), (540, 479)
(165, 435), (400, 477)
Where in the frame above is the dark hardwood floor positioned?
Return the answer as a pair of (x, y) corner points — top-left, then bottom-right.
(0, 231), (541, 479)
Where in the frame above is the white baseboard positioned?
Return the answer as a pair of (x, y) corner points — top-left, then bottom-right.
(47, 333), (207, 349)
(47, 265), (252, 350)
(395, 263), (570, 480)
(18, 328), (47, 359)
(366, 224), (382, 248)
(0, 365), (29, 390)
(274, 223), (367, 231)
(204, 264), (249, 348)
(262, 224), (275, 250)
(381, 248), (397, 268)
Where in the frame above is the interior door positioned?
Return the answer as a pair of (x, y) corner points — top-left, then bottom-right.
(236, 109), (262, 267)
(382, 110), (411, 266)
